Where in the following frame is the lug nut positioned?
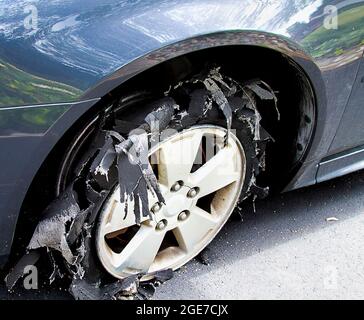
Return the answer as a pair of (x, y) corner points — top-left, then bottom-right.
(171, 181), (184, 192)
(178, 210), (190, 221)
(156, 220), (167, 231)
(151, 202), (162, 213)
(187, 187), (200, 198)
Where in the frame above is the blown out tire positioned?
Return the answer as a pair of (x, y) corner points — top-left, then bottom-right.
(56, 76), (269, 292)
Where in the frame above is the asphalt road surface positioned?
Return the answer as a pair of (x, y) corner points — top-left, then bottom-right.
(1, 170), (364, 300)
(155, 170), (364, 300)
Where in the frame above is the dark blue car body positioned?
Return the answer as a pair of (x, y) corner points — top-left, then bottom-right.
(1, 0), (364, 267)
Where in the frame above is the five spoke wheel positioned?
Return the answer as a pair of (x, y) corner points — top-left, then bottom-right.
(96, 126), (246, 279)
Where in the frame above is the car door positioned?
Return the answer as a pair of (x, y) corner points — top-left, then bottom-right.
(329, 54), (364, 153)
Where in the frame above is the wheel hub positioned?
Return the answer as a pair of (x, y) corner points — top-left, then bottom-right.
(96, 126), (246, 279)
(164, 194), (191, 218)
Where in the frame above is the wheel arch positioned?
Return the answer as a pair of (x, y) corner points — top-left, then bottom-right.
(6, 30), (325, 266)
(82, 30), (326, 104)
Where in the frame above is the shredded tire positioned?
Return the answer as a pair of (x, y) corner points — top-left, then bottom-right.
(6, 68), (277, 300)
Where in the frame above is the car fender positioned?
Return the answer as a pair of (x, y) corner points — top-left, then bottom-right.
(1, 0), (364, 266)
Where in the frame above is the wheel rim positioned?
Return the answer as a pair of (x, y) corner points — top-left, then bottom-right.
(96, 126), (246, 279)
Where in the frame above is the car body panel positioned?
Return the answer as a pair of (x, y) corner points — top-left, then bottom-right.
(329, 56), (364, 153)
(0, 99), (99, 264)
(1, 0), (364, 267)
(317, 143), (364, 182)
(316, 54), (364, 182)
(0, 0), (363, 106)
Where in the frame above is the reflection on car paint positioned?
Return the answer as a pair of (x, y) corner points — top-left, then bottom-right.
(0, 0), (363, 107)
(0, 104), (69, 136)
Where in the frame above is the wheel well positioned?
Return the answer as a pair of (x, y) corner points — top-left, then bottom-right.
(105, 45), (316, 190)
(13, 45), (315, 258)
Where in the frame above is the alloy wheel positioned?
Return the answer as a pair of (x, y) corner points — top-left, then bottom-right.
(96, 126), (246, 279)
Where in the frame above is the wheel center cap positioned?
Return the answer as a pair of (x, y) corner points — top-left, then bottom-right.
(164, 194), (191, 217)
